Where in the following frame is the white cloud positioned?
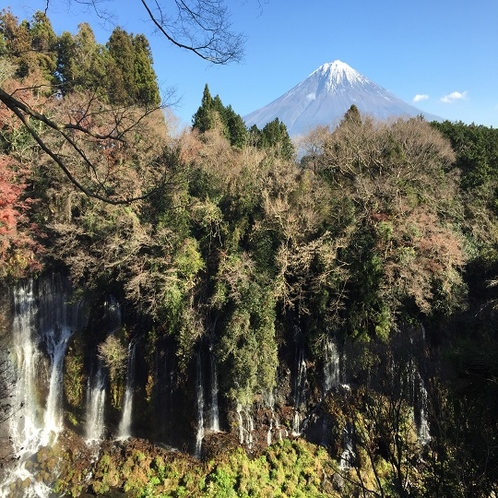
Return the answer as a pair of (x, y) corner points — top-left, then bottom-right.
(413, 94), (429, 103)
(441, 91), (468, 103)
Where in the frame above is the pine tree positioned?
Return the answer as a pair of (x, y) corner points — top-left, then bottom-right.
(225, 105), (247, 148)
(340, 104), (362, 127)
(29, 11), (57, 82)
(107, 27), (135, 105)
(260, 118), (294, 159)
(192, 84), (215, 133)
(56, 23), (107, 95)
(132, 34), (160, 107)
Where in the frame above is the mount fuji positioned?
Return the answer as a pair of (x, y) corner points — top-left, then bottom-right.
(244, 60), (441, 136)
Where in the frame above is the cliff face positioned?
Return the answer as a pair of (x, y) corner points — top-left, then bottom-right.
(2, 273), (431, 460)
(8, 269), (498, 497)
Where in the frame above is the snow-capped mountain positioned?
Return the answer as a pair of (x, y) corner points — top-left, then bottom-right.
(244, 60), (441, 136)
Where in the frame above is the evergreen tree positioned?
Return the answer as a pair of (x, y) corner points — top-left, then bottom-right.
(0, 11), (32, 79)
(55, 24), (160, 107)
(107, 27), (135, 105)
(29, 11), (57, 82)
(340, 104), (362, 126)
(55, 31), (76, 91)
(247, 124), (261, 147)
(224, 105), (247, 148)
(260, 118), (294, 159)
(192, 85), (248, 147)
(132, 34), (160, 107)
(0, 10), (57, 83)
(56, 23), (107, 95)
(192, 84), (215, 133)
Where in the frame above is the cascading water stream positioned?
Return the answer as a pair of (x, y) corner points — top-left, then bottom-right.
(208, 344), (220, 432)
(292, 346), (308, 435)
(323, 335), (341, 392)
(85, 296), (122, 445)
(415, 324), (431, 444)
(104, 296), (122, 334)
(236, 403), (254, 448)
(405, 348), (431, 445)
(414, 369), (431, 444)
(10, 281), (41, 445)
(117, 339), (137, 439)
(195, 352), (205, 458)
(1, 281), (48, 497)
(265, 391), (287, 446)
(85, 363), (107, 444)
(39, 275), (86, 442)
(2, 276), (86, 497)
(339, 425), (355, 472)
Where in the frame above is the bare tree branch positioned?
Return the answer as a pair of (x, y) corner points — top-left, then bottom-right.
(0, 86), (170, 204)
(139, 0), (245, 63)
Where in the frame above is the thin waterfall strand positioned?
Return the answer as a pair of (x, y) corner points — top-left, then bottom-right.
(209, 344), (220, 432)
(117, 340), (137, 439)
(195, 352), (205, 458)
(85, 365), (107, 444)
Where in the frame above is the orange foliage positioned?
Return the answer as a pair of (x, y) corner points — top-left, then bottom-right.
(0, 155), (43, 278)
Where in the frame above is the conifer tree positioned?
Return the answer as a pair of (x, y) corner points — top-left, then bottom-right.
(192, 84), (215, 133)
(132, 34), (160, 107)
(56, 23), (107, 95)
(29, 12), (57, 82)
(107, 27), (135, 105)
(225, 104), (247, 148)
(340, 104), (362, 126)
(192, 85), (248, 147)
(0, 11), (33, 79)
(260, 118), (294, 159)
(0, 1), (243, 203)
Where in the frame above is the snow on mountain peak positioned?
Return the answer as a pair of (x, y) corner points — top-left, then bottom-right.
(243, 60), (443, 137)
(312, 60), (365, 92)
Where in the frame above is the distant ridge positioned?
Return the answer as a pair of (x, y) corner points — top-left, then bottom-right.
(244, 60), (441, 136)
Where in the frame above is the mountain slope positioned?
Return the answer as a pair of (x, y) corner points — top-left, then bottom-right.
(244, 60), (441, 136)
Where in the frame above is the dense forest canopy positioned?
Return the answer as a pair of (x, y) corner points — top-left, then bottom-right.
(1, 9), (498, 498)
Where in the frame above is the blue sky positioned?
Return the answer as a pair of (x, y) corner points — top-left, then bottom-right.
(10, 0), (498, 129)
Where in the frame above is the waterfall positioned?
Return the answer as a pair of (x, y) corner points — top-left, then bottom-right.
(414, 370), (431, 444)
(117, 340), (137, 439)
(339, 425), (355, 471)
(292, 346), (308, 435)
(265, 391), (287, 446)
(266, 391), (275, 446)
(208, 344), (220, 432)
(104, 296), (122, 333)
(323, 335), (341, 392)
(406, 342), (431, 445)
(85, 364), (107, 444)
(236, 403), (254, 448)
(416, 324), (430, 444)
(85, 295), (122, 444)
(10, 281), (41, 447)
(2, 276), (86, 497)
(39, 275), (85, 441)
(2, 281), (47, 498)
(195, 352), (205, 458)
